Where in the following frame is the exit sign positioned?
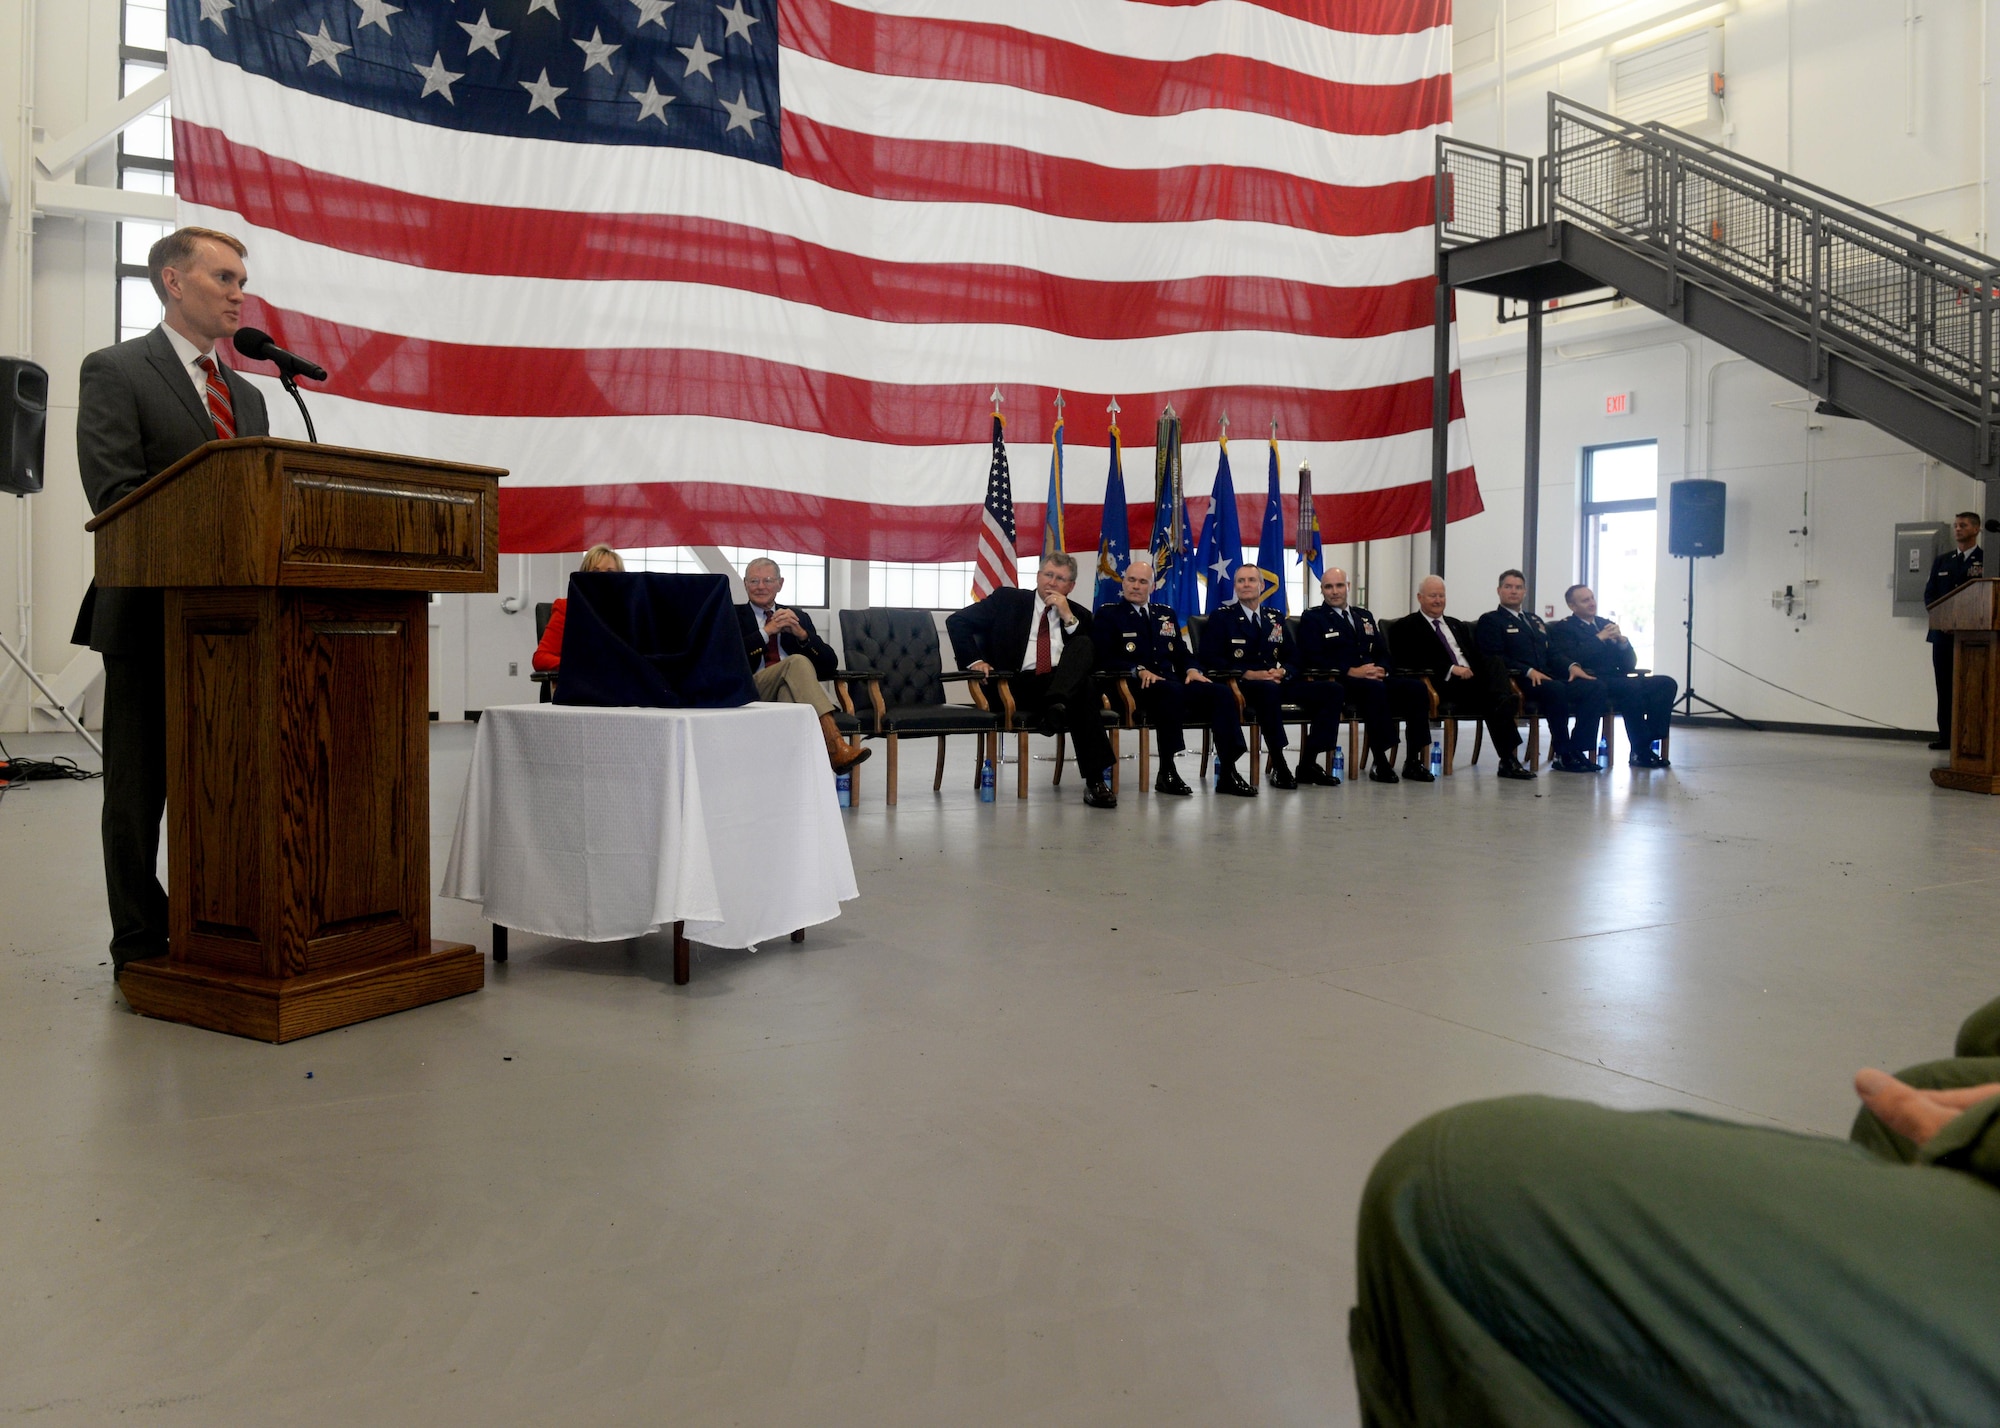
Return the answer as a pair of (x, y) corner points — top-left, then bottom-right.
(1605, 392), (1632, 417)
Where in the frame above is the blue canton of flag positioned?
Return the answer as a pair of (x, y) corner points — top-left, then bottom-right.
(171, 0), (781, 164)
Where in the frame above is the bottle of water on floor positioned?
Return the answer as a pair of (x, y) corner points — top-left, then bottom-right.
(978, 756), (995, 802)
(1331, 742), (1345, 781)
(1429, 741), (1442, 779)
(1598, 733), (1610, 765)
(836, 771), (852, 808)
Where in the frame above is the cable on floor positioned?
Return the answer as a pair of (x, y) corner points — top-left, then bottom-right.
(1689, 642), (1898, 728)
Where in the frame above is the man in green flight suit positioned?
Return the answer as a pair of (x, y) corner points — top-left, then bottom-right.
(1350, 997), (2000, 1425)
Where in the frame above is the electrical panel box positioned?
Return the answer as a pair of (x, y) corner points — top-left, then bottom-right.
(1893, 521), (1949, 616)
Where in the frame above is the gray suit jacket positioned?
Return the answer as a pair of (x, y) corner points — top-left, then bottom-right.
(71, 325), (271, 655)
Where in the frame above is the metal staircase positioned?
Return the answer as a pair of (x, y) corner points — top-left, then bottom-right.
(1427, 94), (2000, 578)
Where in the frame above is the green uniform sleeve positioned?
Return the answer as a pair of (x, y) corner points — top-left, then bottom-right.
(1917, 1093), (2000, 1185)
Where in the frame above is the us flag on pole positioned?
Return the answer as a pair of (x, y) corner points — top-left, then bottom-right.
(166, 0), (1478, 559)
(972, 413), (1017, 601)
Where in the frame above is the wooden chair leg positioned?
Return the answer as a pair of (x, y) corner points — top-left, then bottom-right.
(1053, 731), (1067, 785)
(1109, 728), (1120, 794)
(1602, 710), (1617, 765)
(1469, 719), (1482, 767)
(790, 928), (805, 943)
(934, 736), (948, 792)
(1017, 731), (1030, 799)
(1444, 719), (1459, 775)
(886, 732), (900, 806)
(1139, 726), (1151, 787)
(850, 748), (862, 803)
(1528, 718), (1541, 771)
(974, 731), (986, 789)
(1249, 723), (1262, 787)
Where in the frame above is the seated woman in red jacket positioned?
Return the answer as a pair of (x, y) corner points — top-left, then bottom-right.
(531, 543), (623, 672)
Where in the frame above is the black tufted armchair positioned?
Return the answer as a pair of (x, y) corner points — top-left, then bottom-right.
(836, 608), (1001, 805)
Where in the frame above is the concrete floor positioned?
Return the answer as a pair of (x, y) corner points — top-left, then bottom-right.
(1, 723), (1995, 1426)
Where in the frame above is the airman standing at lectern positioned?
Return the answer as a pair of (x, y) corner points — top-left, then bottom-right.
(1926, 510), (1985, 751)
(71, 227), (271, 982)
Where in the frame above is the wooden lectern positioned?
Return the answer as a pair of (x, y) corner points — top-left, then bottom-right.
(1930, 577), (2000, 794)
(85, 438), (505, 1039)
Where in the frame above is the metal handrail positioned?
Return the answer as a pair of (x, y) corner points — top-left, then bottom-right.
(1437, 95), (2000, 460)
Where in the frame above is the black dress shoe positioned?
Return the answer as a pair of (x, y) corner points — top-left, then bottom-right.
(1368, 764), (1400, 784)
(1215, 763), (1257, 796)
(1083, 777), (1118, 809)
(1036, 703), (1067, 737)
(1154, 763), (1192, 796)
(1266, 756), (1298, 790)
(1497, 757), (1537, 781)
(1400, 762), (1435, 783)
(1557, 755), (1600, 773)
(1297, 759), (1338, 786)
(1929, 738), (1951, 751)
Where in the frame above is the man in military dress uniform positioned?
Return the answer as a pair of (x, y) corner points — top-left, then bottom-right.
(1475, 569), (1608, 773)
(1196, 565), (1345, 792)
(1094, 558), (1239, 796)
(1925, 511), (1985, 750)
(1549, 583), (1675, 767)
(1295, 567), (1430, 783)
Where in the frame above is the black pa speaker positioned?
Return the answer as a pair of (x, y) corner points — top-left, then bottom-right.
(1668, 479), (1726, 557)
(0, 358), (48, 497)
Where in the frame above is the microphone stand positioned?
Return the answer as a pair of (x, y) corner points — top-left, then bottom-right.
(278, 370), (319, 444)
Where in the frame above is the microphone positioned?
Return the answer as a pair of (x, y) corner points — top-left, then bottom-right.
(232, 326), (327, 383)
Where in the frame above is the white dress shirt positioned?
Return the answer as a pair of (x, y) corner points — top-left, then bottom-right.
(160, 322), (224, 408)
(1023, 595), (1078, 668)
(1430, 614), (1470, 668)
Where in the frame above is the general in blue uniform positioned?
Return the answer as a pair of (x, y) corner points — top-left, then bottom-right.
(1294, 567), (1430, 783)
(1195, 566), (1345, 790)
(1924, 511), (1985, 749)
(1473, 570), (1607, 772)
(1549, 583), (1674, 766)
(1094, 560), (1241, 796)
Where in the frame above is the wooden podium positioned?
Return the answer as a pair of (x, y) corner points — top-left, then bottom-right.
(1930, 577), (2000, 794)
(86, 438), (505, 1039)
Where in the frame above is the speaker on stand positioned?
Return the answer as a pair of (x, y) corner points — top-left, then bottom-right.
(1667, 479), (1755, 728)
(0, 358), (99, 753)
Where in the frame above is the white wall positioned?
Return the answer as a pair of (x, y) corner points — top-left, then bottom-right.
(1447, 0), (2000, 729)
(0, 0), (122, 734)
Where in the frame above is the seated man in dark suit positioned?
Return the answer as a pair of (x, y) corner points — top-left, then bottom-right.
(1295, 567), (1430, 784)
(735, 556), (867, 773)
(1550, 583), (1676, 767)
(946, 553), (1117, 808)
(1093, 556), (1239, 797)
(1196, 565), (1345, 792)
(1387, 576), (1534, 781)
(1475, 569), (1608, 773)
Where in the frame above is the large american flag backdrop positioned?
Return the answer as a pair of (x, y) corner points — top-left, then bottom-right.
(166, 0), (1480, 560)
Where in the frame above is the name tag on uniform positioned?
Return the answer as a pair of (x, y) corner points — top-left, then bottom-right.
(1506, 624), (1520, 634)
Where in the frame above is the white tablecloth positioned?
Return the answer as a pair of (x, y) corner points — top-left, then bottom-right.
(441, 703), (858, 947)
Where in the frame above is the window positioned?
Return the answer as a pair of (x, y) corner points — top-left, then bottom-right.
(868, 555), (1049, 609)
(615, 546), (828, 607)
(117, 1), (174, 342)
(1580, 441), (1660, 669)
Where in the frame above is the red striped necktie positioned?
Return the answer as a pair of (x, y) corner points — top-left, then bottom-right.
(197, 355), (236, 439)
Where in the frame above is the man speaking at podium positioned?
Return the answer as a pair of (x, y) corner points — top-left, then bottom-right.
(71, 226), (270, 980)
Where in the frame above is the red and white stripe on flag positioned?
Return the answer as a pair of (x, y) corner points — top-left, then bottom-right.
(169, 0), (1480, 560)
